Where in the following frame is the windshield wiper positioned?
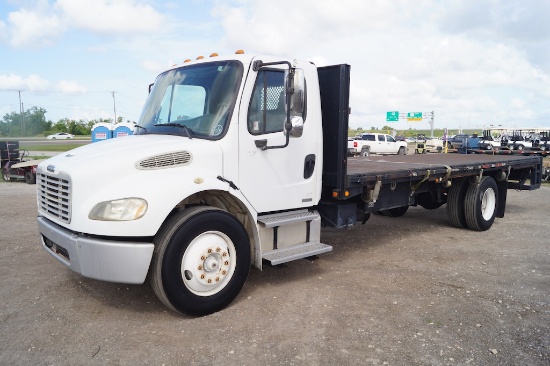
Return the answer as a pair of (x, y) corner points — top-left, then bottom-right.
(154, 123), (193, 139)
(134, 124), (148, 133)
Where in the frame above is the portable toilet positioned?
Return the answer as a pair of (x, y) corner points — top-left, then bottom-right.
(113, 122), (135, 138)
(91, 123), (113, 142)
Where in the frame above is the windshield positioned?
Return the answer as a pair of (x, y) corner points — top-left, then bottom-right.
(137, 61), (243, 139)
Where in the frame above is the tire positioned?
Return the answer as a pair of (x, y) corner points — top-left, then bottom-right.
(486, 144), (492, 150)
(25, 171), (36, 184)
(397, 147), (405, 155)
(52, 137), (56, 140)
(446, 178), (470, 228)
(380, 206), (409, 217)
(361, 148), (370, 157)
(150, 206), (251, 316)
(515, 144), (524, 151)
(464, 176), (498, 231)
(2, 171), (10, 181)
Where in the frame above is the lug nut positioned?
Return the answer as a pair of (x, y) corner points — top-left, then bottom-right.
(224, 261), (229, 266)
(216, 247), (221, 252)
(200, 274), (205, 279)
(207, 249), (213, 253)
(207, 279), (212, 284)
(198, 265), (203, 270)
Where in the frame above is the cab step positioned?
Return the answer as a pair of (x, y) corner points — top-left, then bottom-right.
(262, 242), (332, 265)
(258, 210), (319, 228)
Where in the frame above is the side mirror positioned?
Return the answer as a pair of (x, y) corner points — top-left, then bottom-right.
(285, 116), (304, 138)
(285, 68), (305, 116)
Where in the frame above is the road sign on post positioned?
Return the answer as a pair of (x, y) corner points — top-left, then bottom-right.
(386, 111), (399, 122)
(407, 112), (422, 122)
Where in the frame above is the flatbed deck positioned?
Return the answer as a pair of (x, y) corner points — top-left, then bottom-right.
(346, 153), (542, 186)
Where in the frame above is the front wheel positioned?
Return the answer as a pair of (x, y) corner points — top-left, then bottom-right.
(397, 147), (405, 155)
(2, 171), (10, 181)
(515, 144), (524, 151)
(150, 207), (251, 316)
(25, 171), (36, 184)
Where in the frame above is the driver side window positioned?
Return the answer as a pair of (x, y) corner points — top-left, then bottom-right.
(248, 70), (285, 135)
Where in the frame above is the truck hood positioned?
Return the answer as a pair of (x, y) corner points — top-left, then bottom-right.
(36, 134), (225, 235)
(39, 134), (220, 175)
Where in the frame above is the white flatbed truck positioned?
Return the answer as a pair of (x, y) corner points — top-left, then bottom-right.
(36, 52), (542, 316)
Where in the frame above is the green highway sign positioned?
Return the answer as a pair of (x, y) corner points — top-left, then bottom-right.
(386, 111), (399, 122)
(407, 112), (422, 122)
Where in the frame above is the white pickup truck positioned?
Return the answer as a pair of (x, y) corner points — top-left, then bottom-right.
(349, 133), (408, 156)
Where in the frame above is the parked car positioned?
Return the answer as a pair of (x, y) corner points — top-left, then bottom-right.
(47, 132), (75, 140)
(446, 134), (471, 149)
(349, 133), (408, 156)
(394, 135), (406, 142)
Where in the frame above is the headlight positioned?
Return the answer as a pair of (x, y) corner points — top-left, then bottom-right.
(89, 198), (148, 221)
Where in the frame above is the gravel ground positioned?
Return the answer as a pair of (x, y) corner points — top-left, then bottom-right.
(0, 181), (548, 366)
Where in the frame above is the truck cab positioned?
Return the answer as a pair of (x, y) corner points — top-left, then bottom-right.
(36, 53), (330, 316)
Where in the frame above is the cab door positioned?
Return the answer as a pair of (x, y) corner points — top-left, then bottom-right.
(237, 59), (320, 213)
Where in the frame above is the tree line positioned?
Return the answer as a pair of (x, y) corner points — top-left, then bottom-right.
(0, 106), (132, 137)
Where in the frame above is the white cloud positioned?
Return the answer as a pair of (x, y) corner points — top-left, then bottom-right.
(4, 5), (65, 47)
(0, 73), (50, 91)
(56, 80), (87, 94)
(55, 0), (164, 35)
(0, 0), (165, 48)
(212, 0), (550, 128)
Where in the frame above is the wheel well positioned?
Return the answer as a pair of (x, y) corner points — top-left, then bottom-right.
(165, 190), (259, 267)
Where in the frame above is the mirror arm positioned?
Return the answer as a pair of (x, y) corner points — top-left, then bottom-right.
(253, 59), (294, 151)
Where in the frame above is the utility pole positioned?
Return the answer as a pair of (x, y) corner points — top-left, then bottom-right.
(112, 91), (117, 124)
(18, 90), (24, 136)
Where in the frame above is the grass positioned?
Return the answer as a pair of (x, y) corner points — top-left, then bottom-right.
(19, 144), (82, 152)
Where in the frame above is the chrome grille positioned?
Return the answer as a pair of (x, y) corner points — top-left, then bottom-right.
(37, 172), (71, 223)
(136, 151), (192, 169)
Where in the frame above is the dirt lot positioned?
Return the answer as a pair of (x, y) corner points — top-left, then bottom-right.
(0, 182), (548, 366)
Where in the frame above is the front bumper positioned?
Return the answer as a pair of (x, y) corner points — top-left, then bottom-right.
(37, 216), (154, 284)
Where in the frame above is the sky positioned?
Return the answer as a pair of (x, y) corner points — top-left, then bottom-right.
(1, 0), (549, 132)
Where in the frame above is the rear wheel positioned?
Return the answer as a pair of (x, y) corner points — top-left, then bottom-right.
(361, 147), (370, 157)
(446, 178), (469, 228)
(515, 144), (524, 151)
(150, 206), (251, 316)
(2, 171), (10, 181)
(464, 176), (498, 231)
